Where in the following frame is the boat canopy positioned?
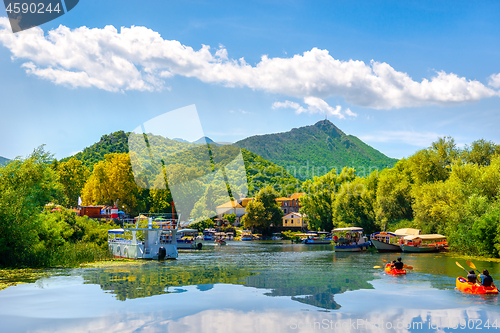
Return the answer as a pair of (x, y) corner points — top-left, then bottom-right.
(332, 227), (364, 232)
(393, 228), (421, 236)
(108, 228), (125, 234)
(371, 231), (401, 237)
(177, 229), (198, 233)
(295, 233), (317, 236)
(403, 234), (446, 241)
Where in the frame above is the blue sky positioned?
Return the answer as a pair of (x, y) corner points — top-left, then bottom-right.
(1, 0), (500, 160)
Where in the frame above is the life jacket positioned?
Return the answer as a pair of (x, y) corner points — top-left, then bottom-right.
(467, 273), (477, 283)
(394, 261), (404, 270)
(482, 275), (493, 287)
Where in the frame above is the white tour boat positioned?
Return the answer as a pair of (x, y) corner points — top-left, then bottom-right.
(108, 215), (179, 260)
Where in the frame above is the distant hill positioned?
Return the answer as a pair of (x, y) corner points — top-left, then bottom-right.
(234, 120), (397, 180)
(0, 156), (10, 166)
(61, 131), (129, 170)
(62, 131), (300, 196)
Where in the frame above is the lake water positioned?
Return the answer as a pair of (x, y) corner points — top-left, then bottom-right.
(1, 241), (499, 332)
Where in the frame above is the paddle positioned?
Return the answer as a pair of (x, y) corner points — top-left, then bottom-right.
(456, 261), (470, 275)
(382, 259), (413, 270)
(466, 260), (482, 283)
(373, 266), (382, 269)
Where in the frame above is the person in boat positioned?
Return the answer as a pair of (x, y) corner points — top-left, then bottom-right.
(390, 260), (397, 269)
(394, 257), (404, 270)
(480, 269), (494, 287)
(467, 270), (477, 284)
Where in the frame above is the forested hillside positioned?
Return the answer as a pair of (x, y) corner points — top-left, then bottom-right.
(235, 120), (397, 180)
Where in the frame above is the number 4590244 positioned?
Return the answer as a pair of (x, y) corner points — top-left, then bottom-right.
(5, 2), (61, 14)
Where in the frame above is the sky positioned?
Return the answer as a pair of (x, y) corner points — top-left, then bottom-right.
(1, 0), (500, 160)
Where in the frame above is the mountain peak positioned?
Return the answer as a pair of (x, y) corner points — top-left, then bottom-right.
(313, 119), (345, 138)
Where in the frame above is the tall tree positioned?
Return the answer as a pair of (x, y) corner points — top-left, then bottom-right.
(242, 185), (283, 231)
(81, 153), (144, 214)
(56, 158), (90, 207)
(0, 146), (67, 266)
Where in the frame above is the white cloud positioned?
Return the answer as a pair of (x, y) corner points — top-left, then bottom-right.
(345, 108), (357, 117)
(0, 18), (498, 109)
(272, 100), (306, 113)
(273, 98), (357, 118)
(488, 73), (500, 89)
(359, 130), (444, 147)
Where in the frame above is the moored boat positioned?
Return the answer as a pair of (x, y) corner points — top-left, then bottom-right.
(332, 227), (371, 252)
(385, 263), (406, 275)
(370, 232), (403, 252)
(302, 232), (333, 244)
(203, 229), (216, 241)
(241, 233), (253, 241)
(400, 234), (447, 253)
(456, 277), (499, 294)
(176, 228), (202, 250)
(370, 228), (421, 252)
(108, 215), (178, 260)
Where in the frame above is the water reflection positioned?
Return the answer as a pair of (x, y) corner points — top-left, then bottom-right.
(83, 262), (256, 301)
(82, 243), (376, 309)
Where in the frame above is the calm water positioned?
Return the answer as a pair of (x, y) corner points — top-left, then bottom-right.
(1, 241), (499, 332)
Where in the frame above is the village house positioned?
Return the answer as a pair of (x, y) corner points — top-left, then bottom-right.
(215, 193), (306, 226)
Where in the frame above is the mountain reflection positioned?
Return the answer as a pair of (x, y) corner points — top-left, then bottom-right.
(83, 245), (376, 310)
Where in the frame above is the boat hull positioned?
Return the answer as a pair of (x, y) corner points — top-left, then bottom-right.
(401, 244), (438, 253)
(303, 239), (333, 245)
(334, 242), (371, 252)
(109, 241), (178, 259)
(371, 239), (402, 252)
(456, 277), (498, 294)
(385, 263), (406, 275)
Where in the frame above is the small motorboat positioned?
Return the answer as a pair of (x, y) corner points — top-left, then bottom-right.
(456, 277), (498, 294)
(385, 263), (406, 275)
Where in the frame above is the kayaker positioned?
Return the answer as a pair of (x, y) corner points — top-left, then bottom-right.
(390, 260), (396, 268)
(394, 257), (404, 270)
(467, 270), (477, 284)
(480, 270), (494, 287)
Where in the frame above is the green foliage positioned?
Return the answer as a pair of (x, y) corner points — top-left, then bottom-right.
(223, 213), (236, 225)
(242, 185), (283, 231)
(190, 219), (215, 232)
(0, 147), (67, 267)
(61, 131), (129, 171)
(0, 147), (118, 268)
(56, 158), (90, 207)
(235, 120), (397, 181)
(375, 160), (413, 229)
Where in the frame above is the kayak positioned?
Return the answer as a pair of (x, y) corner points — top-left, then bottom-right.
(456, 277), (499, 295)
(385, 263), (406, 275)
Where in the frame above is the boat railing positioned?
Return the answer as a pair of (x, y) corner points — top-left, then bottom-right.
(121, 218), (179, 231)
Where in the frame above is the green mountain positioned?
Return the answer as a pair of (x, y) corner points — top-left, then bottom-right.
(61, 131), (129, 170)
(0, 156), (10, 166)
(234, 120), (397, 180)
(63, 131), (299, 196)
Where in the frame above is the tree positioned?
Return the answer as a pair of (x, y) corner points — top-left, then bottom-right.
(242, 185), (283, 231)
(81, 153), (144, 215)
(462, 139), (500, 166)
(375, 160), (413, 230)
(224, 213), (237, 225)
(332, 171), (379, 235)
(56, 158), (90, 207)
(300, 168), (355, 231)
(0, 146), (67, 266)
